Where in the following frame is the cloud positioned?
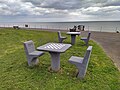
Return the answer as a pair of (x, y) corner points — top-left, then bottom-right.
(0, 0), (120, 22)
(0, 0), (34, 15)
(81, 6), (120, 16)
(103, 0), (120, 7)
(40, 0), (82, 10)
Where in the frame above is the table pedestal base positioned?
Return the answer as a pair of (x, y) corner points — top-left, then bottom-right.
(71, 35), (76, 45)
(49, 52), (60, 71)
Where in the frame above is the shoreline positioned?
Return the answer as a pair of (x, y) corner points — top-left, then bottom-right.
(0, 27), (69, 32)
(1, 27), (119, 33)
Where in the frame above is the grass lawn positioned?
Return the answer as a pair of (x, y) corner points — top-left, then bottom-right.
(0, 28), (120, 90)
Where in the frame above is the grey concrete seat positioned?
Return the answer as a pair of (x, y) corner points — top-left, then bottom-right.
(81, 32), (91, 45)
(23, 40), (44, 67)
(58, 31), (67, 43)
(69, 46), (93, 79)
(13, 25), (20, 29)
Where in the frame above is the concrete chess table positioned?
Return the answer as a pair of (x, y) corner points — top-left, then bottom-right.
(66, 32), (81, 45)
(37, 43), (72, 71)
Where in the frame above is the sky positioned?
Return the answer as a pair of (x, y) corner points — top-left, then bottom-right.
(0, 0), (120, 22)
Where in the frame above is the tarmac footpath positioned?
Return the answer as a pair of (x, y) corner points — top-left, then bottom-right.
(81, 31), (120, 71)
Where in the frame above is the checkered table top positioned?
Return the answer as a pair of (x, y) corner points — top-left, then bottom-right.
(66, 32), (81, 35)
(37, 43), (72, 53)
(44, 43), (66, 50)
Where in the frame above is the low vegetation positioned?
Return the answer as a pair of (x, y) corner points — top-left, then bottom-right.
(0, 28), (120, 90)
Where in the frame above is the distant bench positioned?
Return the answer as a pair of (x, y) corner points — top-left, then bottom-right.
(13, 26), (20, 29)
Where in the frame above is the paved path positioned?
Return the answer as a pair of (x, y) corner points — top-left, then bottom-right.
(82, 31), (120, 71)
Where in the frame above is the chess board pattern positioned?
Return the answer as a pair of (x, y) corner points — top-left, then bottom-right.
(44, 43), (65, 49)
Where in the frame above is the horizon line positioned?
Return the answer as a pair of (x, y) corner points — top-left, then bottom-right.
(0, 20), (120, 23)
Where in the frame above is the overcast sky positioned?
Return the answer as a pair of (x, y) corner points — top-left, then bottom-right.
(0, 0), (120, 22)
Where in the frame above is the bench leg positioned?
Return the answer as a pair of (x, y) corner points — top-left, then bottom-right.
(49, 52), (60, 71)
(59, 38), (64, 43)
(84, 40), (88, 46)
(32, 58), (39, 65)
(59, 39), (62, 43)
(28, 58), (39, 67)
(77, 67), (86, 79)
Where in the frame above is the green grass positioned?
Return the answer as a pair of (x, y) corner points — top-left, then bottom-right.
(0, 28), (120, 90)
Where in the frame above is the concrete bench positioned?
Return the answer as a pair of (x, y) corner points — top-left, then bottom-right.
(81, 32), (91, 46)
(69, 46), (93, 79)
(13, 26), (20, 29)
(23, 40), (44, 67)
(78, 25), (85, 31)
(58, 31), (67, 43)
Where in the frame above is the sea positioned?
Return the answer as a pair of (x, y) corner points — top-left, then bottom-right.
(0, 21), (120, 32)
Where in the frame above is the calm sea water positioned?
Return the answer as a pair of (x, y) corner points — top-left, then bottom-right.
(0, 21), (120, 32)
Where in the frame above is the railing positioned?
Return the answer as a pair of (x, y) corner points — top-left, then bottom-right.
(0, 24), (120, 33)
(85, 26), (120, 32)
